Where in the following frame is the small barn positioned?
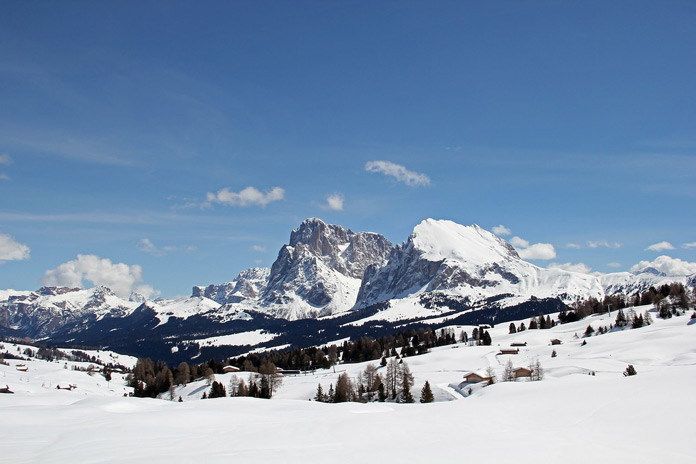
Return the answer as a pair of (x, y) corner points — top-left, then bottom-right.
(511, 342), (527, 347)
(551, 339), (562, 345)
(222, 365), (240, 373)
(499, 348), (519, 355)
(461, 372), (492, 384)
(513, 367), (532, 379)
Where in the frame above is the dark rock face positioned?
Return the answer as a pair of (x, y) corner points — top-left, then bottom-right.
(259, 218), (392, 315)
(356, 240), (442, 308)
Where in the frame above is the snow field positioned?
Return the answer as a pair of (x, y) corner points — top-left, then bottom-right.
(1, 305), (695, 463)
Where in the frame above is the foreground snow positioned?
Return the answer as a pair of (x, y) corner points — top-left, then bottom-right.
(1, 307), (695, 463)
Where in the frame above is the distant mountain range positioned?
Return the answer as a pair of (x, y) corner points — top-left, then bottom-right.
(1, 218), (693, 362)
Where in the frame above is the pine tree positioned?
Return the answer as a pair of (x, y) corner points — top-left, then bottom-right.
(615, 309), (627, 327)
(314, 383), (326, 402)
(420, 381), (434, 403)
(395, 361), (415, 403)
(623, 365), (637, 376)
(644, 311), (653, 325)
(509, 323), (517, 334)
(327, 384), (335, 403)
(209, 381), (227, 398)
(377, 383), (386, 402)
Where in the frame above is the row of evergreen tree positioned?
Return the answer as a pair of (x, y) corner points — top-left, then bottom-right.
(560, 283), (693, 322)
(228, 326), (465, 375)
(125, 324), (491, 399)
(313, 359), (434, 404)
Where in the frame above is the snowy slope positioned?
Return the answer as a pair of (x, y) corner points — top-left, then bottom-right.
(1, 307), (694, 463)
(355, 219), (604, 313)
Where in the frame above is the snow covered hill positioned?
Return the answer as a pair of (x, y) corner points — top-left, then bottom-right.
(1, 306), (694, 463)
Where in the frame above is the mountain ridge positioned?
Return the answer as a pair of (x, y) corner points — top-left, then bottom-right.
(1, 217), (693, 361)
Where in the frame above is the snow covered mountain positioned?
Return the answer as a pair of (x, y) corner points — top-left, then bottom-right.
(254, 218), (392, 319)
(355, 219), (604, 311)
(0, 286), (142, 338)
(1, 217), (694, 362)
(196, 218), (393, 320)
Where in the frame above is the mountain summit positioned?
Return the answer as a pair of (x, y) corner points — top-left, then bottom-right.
(355, 219), (603, 310)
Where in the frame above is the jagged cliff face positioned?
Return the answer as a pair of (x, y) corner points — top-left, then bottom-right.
(355, 219), (604, 309)
(256, 218), (393, 319)
(191, 218), (393, 320)
(192, 268), (270, 304)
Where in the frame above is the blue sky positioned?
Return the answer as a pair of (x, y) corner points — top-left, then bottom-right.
(1, 1), (695, 297)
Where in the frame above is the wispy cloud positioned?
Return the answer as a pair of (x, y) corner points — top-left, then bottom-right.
(206, 186), (285, 208)
(138, 238), (194, 256)
(608, 262), (621, 268)
(2, 131), (138, 167)
(645, 241), (675, 252)
(588, 240), (622, 249)
(138, 238), (164, 256)
(0, 234), (30, 262)
(365, 160), (430, 187)
(251, 245), (266, 252)
(0, 153), (12, 181)
(566, 243), (581, 249)
(683, 242), (696, 249)
(324, 193), (344, 211)
(0, 211), (212, 226)
(510, 236), (556, 260)
(492, 224), (511, 236)
(40, 254), (157, 298)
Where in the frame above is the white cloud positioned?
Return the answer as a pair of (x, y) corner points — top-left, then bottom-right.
(40, 254), (156, 298)
(547, 262), (592, 274)
(510, 236), (556, 260)
(517, 243), (557, 260)
(138, 239), (193, 256)
(365, 160), (430, 187)
(683, 242), (696, 249)
(206, 186), (285, 207)
(0, 234), (30, 262)
(325, 193), (344, 211)
(492, 224), (511, 236)
(509, 236), (529, 248)
(630, 255), (696, 276)
(251, 245), (266, 252)
(0, 173), (10, 181)
(608, 262), (621, 268)
(645, 241), (675, 252)
(588, 240), (622, 249)
(138, 238), (162, 256)
(566, 243), (581, 249)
